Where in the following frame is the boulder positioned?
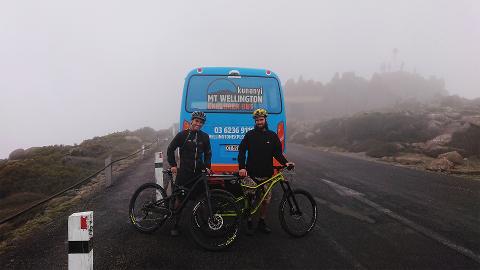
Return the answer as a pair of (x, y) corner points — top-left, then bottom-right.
(8, 148), (26, 160)
(426, 120), (443, 133)
(423, 133), (454, 157)
(462, 115), (480, 127)
(411, 142), (426, 150)
(423, 145), (452, 158)
(305, 132), (315, 139)
(426, 157), (454, 172)
(438, 151), (463, 165)
(426, 134), (452, 147)
(444, 121), (470, 133)
(380, 156), (395, 162)
(427, 113), (448, 122)
(393, 143), (406, 151)
(445, 112), (462, 119)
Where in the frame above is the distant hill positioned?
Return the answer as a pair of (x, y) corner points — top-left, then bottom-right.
(0, 127), (169, 221)
(284, 71), (448, 121)
(284, 70), (479, 171)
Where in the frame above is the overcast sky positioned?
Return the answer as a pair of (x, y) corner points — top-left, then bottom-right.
(1, 0), (479, 158)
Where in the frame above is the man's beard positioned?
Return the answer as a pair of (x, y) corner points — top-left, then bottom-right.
(255, 122), (268, 130)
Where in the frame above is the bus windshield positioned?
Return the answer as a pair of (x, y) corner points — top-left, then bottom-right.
(186, 75), (282, 114)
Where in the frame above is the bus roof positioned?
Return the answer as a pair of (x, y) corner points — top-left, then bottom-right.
(186, 67), (279, 79)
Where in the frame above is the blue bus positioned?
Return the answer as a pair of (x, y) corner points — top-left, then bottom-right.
(179, 67), (287, 174)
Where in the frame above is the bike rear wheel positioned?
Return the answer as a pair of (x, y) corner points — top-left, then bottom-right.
(190, 190), (241, 251)
(129, 183), (169, 233)
(279, 189), (317, 237)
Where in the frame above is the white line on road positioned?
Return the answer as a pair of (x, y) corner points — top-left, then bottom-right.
(319, 178), (480, 265)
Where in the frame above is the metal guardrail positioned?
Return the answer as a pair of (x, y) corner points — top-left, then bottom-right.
(0, 139), (160, 225)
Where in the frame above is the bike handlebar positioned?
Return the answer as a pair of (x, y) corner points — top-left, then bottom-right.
(163, 164), (294, 177)
(273, 164), (295, 171)
(163, 169), (230, 177)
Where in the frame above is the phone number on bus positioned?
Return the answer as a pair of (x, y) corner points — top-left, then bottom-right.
(213, 126), (253, 134)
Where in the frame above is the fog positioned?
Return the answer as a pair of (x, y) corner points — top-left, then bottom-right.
(1, 0), (479, 158)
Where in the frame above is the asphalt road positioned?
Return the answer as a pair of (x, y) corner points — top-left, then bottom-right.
(1, 144), (479, 269)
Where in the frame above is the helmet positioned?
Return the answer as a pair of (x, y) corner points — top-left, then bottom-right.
(252, 108), (268, 119)
(191, 111), (206, 122)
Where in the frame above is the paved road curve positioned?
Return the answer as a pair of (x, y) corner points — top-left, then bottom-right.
(1, 144), (479, 269)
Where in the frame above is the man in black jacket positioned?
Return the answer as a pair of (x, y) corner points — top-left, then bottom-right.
(167, 111), (211, 236)
(238, 108), (294, 234)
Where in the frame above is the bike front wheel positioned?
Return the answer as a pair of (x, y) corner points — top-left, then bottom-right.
(279, 189), (317, 237)
(190, 191), (241, 251)
(129, 183), (169, 233)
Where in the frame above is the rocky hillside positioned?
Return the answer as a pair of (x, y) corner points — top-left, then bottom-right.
(289, 95), (480, 173)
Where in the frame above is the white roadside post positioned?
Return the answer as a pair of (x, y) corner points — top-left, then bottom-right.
(68, 211), (93, 270)
(155, 152), (170, 197)
(154, 151), (164, 186)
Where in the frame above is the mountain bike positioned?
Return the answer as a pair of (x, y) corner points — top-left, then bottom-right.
(211, 165), (317, 237)
(129, 170), (241, 251)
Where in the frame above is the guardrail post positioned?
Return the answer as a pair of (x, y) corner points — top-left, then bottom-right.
(105, 155), (112, 187)
(68, 211), (93, 270)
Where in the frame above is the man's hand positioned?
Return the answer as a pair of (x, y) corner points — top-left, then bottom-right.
(205, 168), (212, 175)
(171, 166), (178, 174)
(239, 169), (247, 177)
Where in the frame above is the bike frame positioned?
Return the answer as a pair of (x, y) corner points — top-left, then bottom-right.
(240, 173), (283, 215)
(223, 169), (301, 217)
(160, 172), (213, 218)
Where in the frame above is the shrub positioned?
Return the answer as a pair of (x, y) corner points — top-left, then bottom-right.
(449, 125), (480, 157)
(311, 112), (435, 149)
(366, 143), (400, 158)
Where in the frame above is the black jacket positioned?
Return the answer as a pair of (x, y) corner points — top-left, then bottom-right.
(167, 129), (212, 173)
(238, 127), (288, 177)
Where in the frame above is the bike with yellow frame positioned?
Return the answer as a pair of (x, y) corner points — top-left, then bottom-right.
(211, 164), (317, 238)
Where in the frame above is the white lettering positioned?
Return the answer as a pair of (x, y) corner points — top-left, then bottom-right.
(237, 86), (263, 95)
(207, 95), (217, 103)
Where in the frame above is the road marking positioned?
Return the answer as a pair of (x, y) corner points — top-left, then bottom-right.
(319, 178), (480, 264)
(315, 197), (375, 224)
